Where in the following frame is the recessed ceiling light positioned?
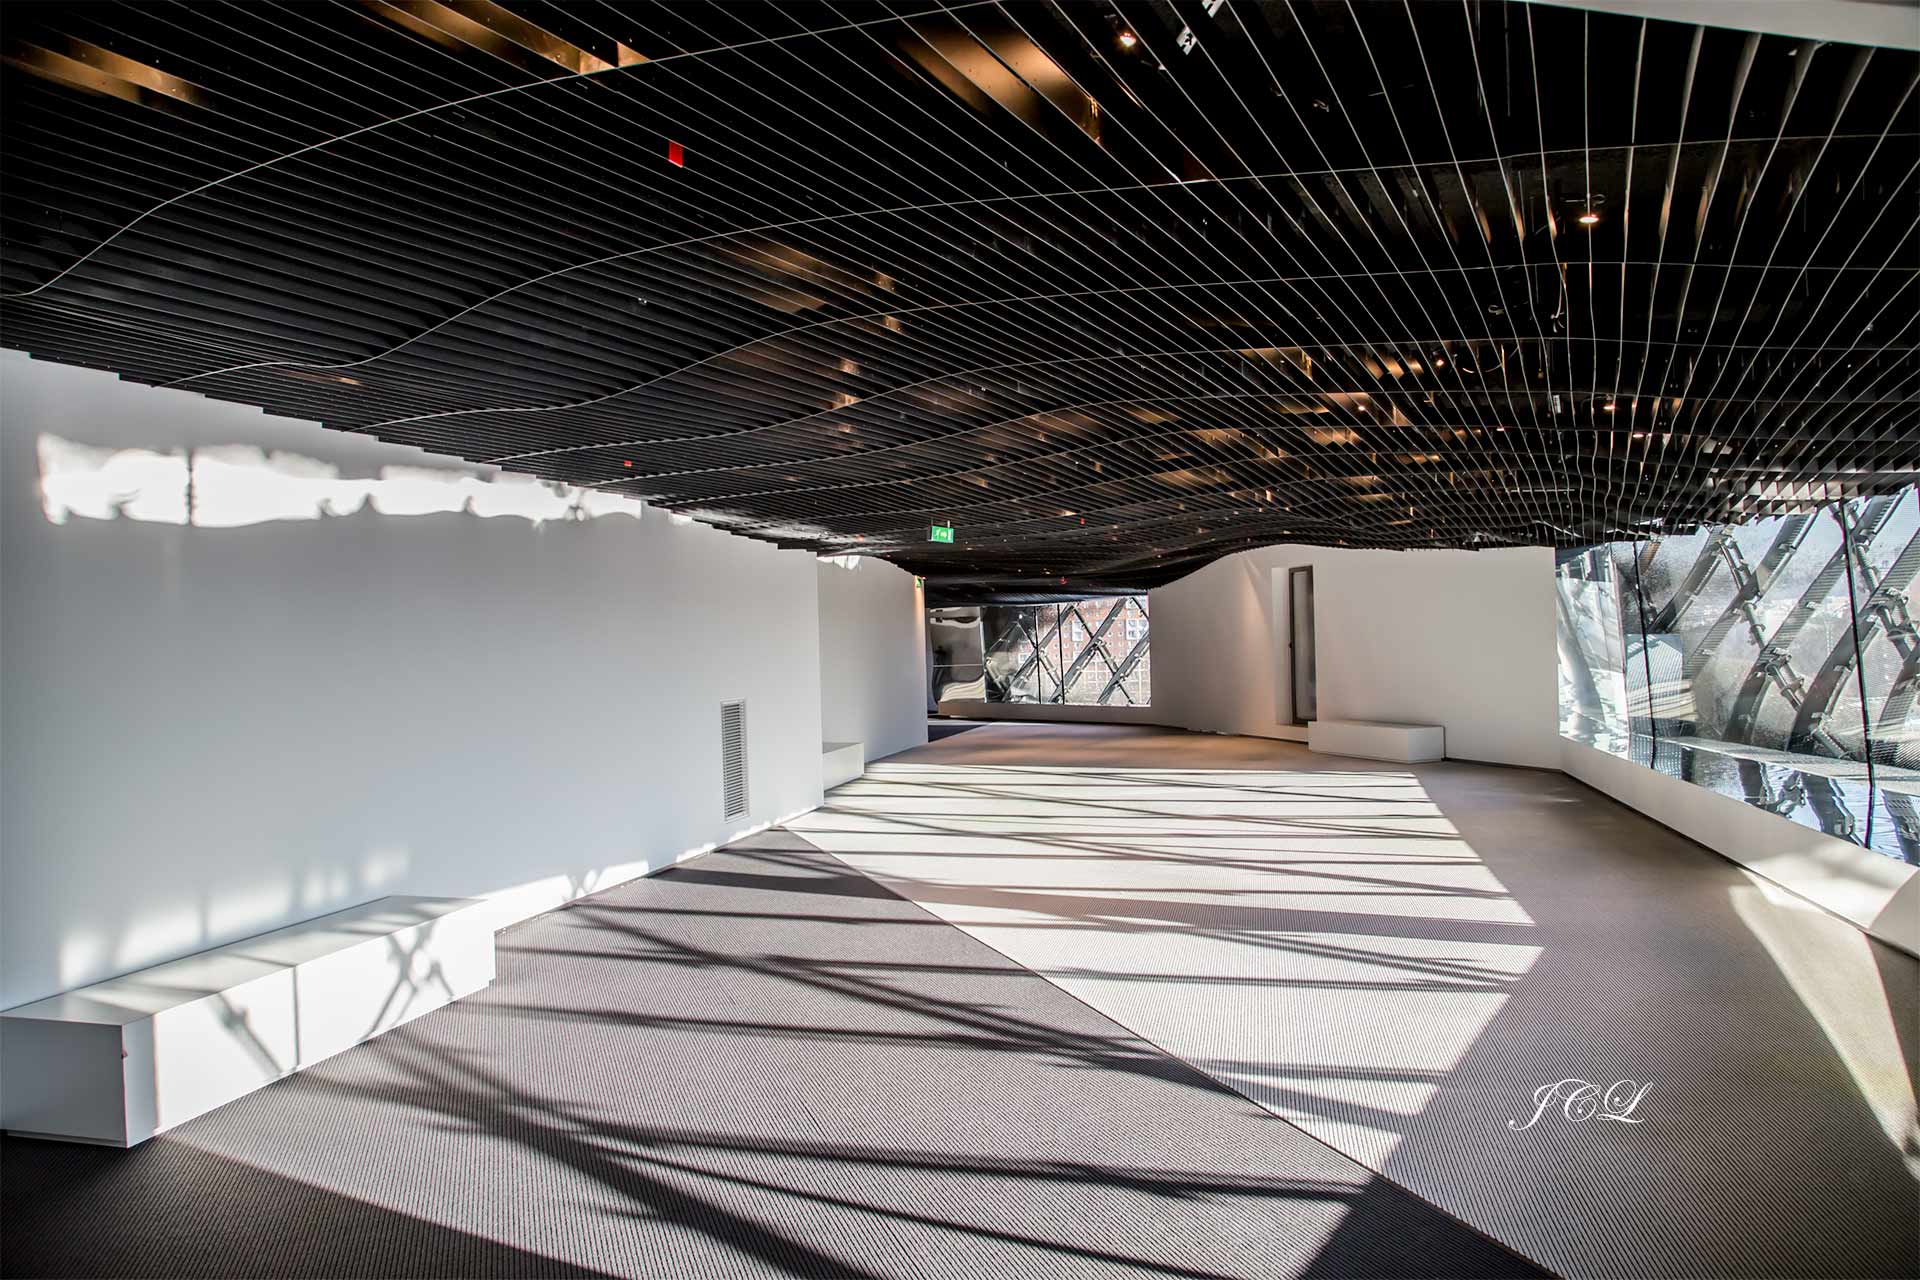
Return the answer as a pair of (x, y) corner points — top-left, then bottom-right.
(1578, 212), (1600, 226)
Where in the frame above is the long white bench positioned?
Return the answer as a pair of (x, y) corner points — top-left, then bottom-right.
(0, 895), (494, 1146)
(1308, 719), (1446, 763)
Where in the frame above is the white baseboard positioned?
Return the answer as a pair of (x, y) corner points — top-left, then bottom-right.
(1560, 737), (1918, 958)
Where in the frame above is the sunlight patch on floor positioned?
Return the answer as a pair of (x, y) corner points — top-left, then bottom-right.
(1731, 877), (1920, 1177)
(791, 763), (1541, 1169)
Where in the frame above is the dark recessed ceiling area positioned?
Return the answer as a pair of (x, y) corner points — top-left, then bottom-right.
(2, 0), (1915, 593)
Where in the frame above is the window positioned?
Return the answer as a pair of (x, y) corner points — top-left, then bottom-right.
(1555, 487), (1919, 861)
(928, 595), (1150, 707)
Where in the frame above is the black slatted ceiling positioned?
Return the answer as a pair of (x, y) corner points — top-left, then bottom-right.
(3, 0), (1915, 594)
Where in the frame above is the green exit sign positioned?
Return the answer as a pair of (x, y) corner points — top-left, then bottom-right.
(930, 523), (955, 544)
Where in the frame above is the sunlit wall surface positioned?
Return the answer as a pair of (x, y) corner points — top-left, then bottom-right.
(928, 597), (1150, 707)
(1556, 488), (1920, 861)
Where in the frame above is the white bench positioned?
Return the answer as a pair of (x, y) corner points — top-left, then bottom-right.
(1308, 719), (1446, 763)
(823, 740), (865, 791)
(0, 896), (494, 1146)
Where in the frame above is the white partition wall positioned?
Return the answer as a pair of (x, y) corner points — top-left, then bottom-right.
(1150, 544), (1315, 741)
(0, 353), (828, 1011)
(1309, 549), (1559, 768)
(816, 557), (928, 765)
(1149, 544), (1559, 768)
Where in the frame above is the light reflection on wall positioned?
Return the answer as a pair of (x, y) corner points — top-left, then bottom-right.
(39, 434), (188, 523)
(37, 434), (646, 528)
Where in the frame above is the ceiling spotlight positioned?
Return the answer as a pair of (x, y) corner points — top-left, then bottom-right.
(1118, 30), (1138, 48)
(1578, 211), (1600, 226)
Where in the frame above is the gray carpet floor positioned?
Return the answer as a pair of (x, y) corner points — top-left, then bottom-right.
(1, 832), (1538, 1279)
(795, 724), (1920, 1280)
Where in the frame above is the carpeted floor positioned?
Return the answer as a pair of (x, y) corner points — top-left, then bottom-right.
(8, 722), (1914, 1279)
(792, 723), (1920, 1280)
(2, 830), (1537, 1279)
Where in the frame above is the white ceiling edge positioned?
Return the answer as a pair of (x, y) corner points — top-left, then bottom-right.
(1526, 0), (1920, 51)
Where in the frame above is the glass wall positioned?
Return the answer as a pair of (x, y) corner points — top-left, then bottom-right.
(1556, 487), (1920, 861)
(928, 596), (1150, 707)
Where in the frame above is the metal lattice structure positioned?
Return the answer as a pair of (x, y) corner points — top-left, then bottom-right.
(1556, 485), (1920, 856)
(930, 596), (1149, 704)
(986, 596), (1151, 704)
(2, 2), (1916, 596)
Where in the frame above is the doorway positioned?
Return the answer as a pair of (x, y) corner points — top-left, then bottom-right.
(1289, 566), (1316, 724)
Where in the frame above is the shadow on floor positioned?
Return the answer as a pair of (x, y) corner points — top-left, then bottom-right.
(793, 724), (1920, 1279)
(0, 831), (1538, 1280)
(2, 1138), (618, 1278)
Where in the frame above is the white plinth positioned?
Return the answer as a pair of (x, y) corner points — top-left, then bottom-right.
(823, 740), (865, 791)
(1308, 719), (1446, 763)
(0, 896), (494, 1146)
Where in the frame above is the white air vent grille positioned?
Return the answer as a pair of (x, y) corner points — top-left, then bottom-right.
(720, 700), (749, 820)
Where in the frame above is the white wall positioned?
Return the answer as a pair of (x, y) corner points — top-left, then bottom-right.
(1, 352), (826, 1010)
(1313, 548), (1559, 768)
(1150, 544), (1560, 768)
(817, 557), (928, 765)
(1149, 544), (1314, 742)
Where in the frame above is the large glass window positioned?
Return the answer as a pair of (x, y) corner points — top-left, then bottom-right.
(1556, 487), (1920, 862)
(928, 596), (1150, 707)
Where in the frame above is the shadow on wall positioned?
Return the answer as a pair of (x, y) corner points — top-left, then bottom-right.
(37, 434), (648, 528)
(54, 851), (415, 1010)
(4, 376), (823, 1010)
(42, 816), (801, 1011)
